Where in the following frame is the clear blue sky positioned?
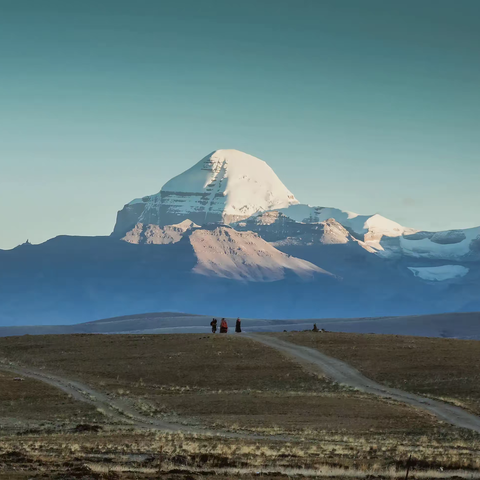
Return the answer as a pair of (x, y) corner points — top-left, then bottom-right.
(1, 0), (479, 249)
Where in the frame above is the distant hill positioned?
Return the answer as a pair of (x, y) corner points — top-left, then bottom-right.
(1, 311), (479, 340)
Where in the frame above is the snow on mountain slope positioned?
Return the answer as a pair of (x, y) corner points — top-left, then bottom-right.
(396, 227), (480, 260)
(277, 204), (416, 248)
(137, 149), (299, 228)
(276, 204), (480, 261)
(122, 220), (199, 245)
(236, 211), (375, 252)
(189, 226), (329, 282)
(408, 265), (470, 281)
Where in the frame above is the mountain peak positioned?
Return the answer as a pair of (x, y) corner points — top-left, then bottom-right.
(114, 149), (299, 235)
(160, 149), (298, 210)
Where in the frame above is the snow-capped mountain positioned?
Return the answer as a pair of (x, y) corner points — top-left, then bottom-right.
(114, 149), (298, 235)
(113, 149), (418, 248)
(276, 204), (417, 247)
(114, 149), (480, 264)
(275, 204), (480, 262)
(0, 148), (479, 327)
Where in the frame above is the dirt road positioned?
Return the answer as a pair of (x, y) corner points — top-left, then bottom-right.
(0, 362), (263, 439)
(245, 333), (480, 433)
(3, 334), (480, 436)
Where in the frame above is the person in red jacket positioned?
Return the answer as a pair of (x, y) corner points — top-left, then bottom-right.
(220, 318), (228, 333)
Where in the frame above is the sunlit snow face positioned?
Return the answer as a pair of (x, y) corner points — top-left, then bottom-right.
(135, 149), (299, 227)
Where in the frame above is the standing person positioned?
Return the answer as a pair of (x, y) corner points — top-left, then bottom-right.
(235, 318), (242, 333)
(220, 318), (228, 334)
(210, 318), (217, 333)
(313, 323), (319, 332)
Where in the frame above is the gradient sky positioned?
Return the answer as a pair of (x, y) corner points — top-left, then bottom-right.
(1, 0), (479, 249)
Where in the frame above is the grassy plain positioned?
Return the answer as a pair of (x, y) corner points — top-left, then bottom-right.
(3, 429), (480, 479)
(276, 331), (480, 414)
(0, 369), (102, 434)
(0, 333), (439, 435)
(1, 332), (480, 478)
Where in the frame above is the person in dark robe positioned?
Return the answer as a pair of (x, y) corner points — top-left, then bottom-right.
(235, 318), (242, 333)
(313, 323), (319, 332)
(220, 318), (228, 334)
(210, 318), (218, 333)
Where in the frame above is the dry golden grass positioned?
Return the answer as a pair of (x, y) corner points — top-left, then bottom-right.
(2, 429), (480, 479)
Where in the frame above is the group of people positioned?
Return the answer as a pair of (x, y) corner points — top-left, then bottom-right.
(210, 317), (241, 334)
(209, 319), (323, 334)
